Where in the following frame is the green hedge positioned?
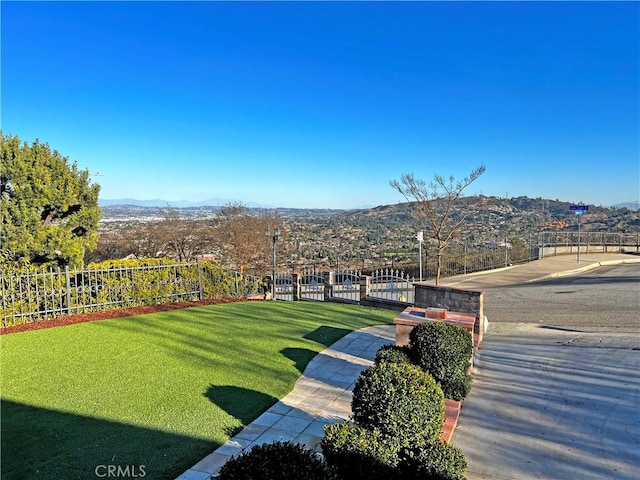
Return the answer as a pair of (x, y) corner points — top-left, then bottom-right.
(399, 440), (468, 480)
(1, 258), (263, 326)
(322, 326), (472, 480)
(374, 344), (412, 365)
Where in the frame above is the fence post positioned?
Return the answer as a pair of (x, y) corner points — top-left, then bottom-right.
(65, 266), (72, 316)
(360, 275), (370, 302)
(463, 244), (467, 274)
(292, 273), (300, 301)
(196, 260), (204, 300)
(619, 233), (622, 253)
(324, 271), (334, 301)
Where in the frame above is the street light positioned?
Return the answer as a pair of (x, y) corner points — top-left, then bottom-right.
(266, 226), (280, 300)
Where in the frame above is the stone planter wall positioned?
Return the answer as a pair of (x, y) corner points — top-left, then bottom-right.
(414, 283), (486, 346)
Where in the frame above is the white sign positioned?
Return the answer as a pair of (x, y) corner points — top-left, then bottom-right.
(417, 231), (424, 242)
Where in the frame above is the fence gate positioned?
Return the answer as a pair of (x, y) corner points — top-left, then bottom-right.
(300, 271), (325, 301)
(331, 269), (361, 302)
(369, 269), (414, 304)
(274, 273), (294, 301)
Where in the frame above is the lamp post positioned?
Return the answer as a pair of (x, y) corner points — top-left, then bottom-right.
(417, 231), (424, 281)
(266, 226), (280, 300)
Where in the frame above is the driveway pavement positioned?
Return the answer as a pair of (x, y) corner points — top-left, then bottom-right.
(455, 324), (639, 480)
(446, 254), (640, 479)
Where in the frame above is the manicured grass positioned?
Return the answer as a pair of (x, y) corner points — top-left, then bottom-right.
(0, 301), (396, 479)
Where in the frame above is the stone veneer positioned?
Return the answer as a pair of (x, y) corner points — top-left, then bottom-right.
(413, 283), (486, 346)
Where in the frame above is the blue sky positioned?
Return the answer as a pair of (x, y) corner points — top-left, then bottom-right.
(2, 1), (638, 209)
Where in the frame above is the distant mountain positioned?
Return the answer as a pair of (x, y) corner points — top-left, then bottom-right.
(611, 202), (640, 211)
(99, 198), (270, 208)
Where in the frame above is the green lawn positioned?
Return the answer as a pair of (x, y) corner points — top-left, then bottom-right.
(0, 301), (395, 479)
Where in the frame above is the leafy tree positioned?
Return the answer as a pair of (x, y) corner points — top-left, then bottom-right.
(390, 165), (485, 284)
(1, 133), (101, 268)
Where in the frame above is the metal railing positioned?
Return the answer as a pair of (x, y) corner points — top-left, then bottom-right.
(1, 262), (262, 327)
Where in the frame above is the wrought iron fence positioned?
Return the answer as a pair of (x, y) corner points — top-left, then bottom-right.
(404, 231), (639, 281)
(299, 271), (325, 301)
(369, 269), (415, 304)
(331, 269), (361, 302)
(274, 273), (294, 301)
(1, 261), (262, 327)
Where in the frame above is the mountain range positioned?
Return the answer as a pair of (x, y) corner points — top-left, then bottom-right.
(100, 198), (639, 211)
(99, 198), (271, 208)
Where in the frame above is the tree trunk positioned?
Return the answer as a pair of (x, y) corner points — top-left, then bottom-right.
(435, 251), (443, 285)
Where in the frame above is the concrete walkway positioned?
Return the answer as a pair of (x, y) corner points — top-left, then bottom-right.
(176, 325), (395, 480)
(438, 253), (639, 290)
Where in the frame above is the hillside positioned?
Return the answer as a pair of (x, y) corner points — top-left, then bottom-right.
(98, 196), (639, 272)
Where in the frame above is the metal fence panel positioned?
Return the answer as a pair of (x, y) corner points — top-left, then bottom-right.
(369, 269), (414, 304)
(331, 269), (361, 302)
(300, 272), (325, 301)
(1, 262), (261, 327)
(274, 274), (294, 301)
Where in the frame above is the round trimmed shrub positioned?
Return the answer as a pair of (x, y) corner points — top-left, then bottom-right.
(213, 441), (332, 480)
(322, 422), (400, 480)
(374, 344), (412, 365)
(351, 361), (444, 445)
(445, 369), (473, 401)
(409, 322), (473, 400)
(399, 440), (468, 480)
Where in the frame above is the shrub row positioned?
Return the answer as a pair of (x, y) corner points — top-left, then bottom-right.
(213, 441), (332, 480)
(214, 321), (472, 480)
(321, 321), (473, 479)
(1, 258), (264, 326)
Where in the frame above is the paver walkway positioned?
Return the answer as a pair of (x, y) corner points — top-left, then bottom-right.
(176, 325), (395, 480)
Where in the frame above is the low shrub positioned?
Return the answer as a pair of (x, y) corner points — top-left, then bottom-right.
(409, 322), (473, 400)
(444, 369), (473, 401)
(321, 422), (400, 480)
(213, 441), (332, 480)
(374, 344), (412, 365)
(351, 361), (444, 445)
(399, 440), (468, 480)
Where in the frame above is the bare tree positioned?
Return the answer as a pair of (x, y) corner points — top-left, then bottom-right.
(214, 203), (282, 274)
(390, 165), (485, 285)
(157, 209), (213, 262)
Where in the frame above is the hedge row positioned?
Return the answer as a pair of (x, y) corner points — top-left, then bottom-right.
(214, 321), (473, 480)
(1, 258), (264, 326)
(322, 357), (468, 480)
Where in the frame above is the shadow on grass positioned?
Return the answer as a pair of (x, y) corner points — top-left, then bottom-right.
(303, 325), (353, 347)
(0, 399), (213, 480)
(204, 385), (278, 434)
(281, 347), (318, 374)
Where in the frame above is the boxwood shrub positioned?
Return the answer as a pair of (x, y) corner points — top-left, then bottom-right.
(213, 441), (332, 480)
(321, 422), (400, 480)
(351, 361), (444, 445)
(399, 440), (468, 480)
(374, 344), (413, 365)
(409, 322), (473, 400)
